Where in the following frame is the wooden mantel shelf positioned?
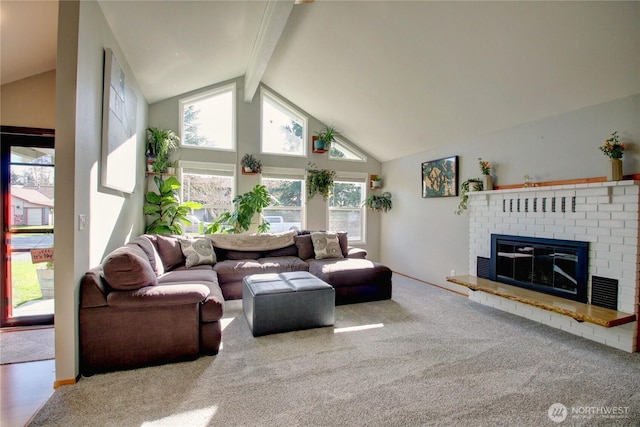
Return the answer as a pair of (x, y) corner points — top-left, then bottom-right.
(447, 275), (636, 328)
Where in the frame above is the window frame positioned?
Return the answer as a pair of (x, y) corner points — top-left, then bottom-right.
(261, 167), (306, 232)
(327, 171), (368, 244)
(178, 82), (237, 152)
(260, 88), (308, 158)
(329, 136), (368, 163)
(178, 160), (236, 231)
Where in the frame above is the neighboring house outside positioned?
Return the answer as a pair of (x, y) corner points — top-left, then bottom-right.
(11, 186), (54, 226)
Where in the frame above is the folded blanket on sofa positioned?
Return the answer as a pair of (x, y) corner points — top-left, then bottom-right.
(206, 230), (297, 251)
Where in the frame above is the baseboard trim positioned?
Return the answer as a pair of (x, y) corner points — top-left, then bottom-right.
(392, 271), (468, 297)
(54, 377), (78, 389)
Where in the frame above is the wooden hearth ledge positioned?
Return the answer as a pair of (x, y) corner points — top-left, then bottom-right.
(447, 275), (636, 328)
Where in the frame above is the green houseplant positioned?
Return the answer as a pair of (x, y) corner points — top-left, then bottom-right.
(313, 125), (338, 152)
(306, 163), (337, 201)
(144, 176), (202, 234)
(204, 185), (272, 234)
(146, 127), (180, 173)
(240, 153), (263, 174)
(455, 178), (483, 215)
(363, 192), (393, 213)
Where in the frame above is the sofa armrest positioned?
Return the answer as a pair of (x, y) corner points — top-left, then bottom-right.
(107, 283), (210, 308)
(347, 247), (367, 259)
(81, 267), (108, 308)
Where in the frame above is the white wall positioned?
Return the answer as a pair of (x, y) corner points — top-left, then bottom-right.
(149, 79), (384, 260)
(381, 94), (640, 291)
(0, 70), (56, 129)
(55, 0), (148, 384)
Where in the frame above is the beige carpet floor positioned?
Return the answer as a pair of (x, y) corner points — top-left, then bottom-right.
(0, 326), (54, 365)
(29, 274), (640, 426)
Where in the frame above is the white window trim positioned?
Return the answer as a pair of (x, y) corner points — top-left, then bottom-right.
(177, 160), (236, 204)
(260, 87), (308, 158)
(328, 172), (368, 244)
(261, 166), (307, 231)
(179, 82), (237, 152)
(329, 136), (368, 163)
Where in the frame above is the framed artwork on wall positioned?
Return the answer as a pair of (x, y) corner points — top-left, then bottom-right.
(422, 155), (458, 197)
(101, 48), (138, 194)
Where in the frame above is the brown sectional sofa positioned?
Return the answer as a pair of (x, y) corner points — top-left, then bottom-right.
(79, 230), (392, 375)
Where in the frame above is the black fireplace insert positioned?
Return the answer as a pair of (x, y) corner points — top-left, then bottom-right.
(490, 234), (588, 303)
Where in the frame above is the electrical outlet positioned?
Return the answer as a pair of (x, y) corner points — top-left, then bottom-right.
(78, 214), (88, 231)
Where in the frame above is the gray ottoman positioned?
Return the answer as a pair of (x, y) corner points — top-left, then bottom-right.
(242, 271), (335, 336)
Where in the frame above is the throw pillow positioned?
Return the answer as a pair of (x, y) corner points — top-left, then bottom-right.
(102, 244), (158, 290)
(179, 237), (217, 268)
(155, 234), (185, 270)
(294, 234), (315, 260)
(311, 232), (344, 260)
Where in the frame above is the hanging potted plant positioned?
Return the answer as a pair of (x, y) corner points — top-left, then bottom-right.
(241, 153), (263, 174)
(455, 178), (483, 215)
(363, 192), (393, 213)
(371, 176), (383, 189)
(313, 125), (337, 153)
(306, 163), (337, 201)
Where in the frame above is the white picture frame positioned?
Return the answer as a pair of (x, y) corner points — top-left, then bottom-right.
(101, 48), (137, 193)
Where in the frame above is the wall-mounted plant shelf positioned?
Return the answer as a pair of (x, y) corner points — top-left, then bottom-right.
(311, 136), (327, 153)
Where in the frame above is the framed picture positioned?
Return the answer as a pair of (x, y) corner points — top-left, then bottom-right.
(101, 48), (138, 193)
(422, 155), (458, 197)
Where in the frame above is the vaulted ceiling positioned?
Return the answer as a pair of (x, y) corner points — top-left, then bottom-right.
(3, 1), (639, 162)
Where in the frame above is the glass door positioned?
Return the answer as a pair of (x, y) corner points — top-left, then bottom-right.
(1, 127), (55, 327)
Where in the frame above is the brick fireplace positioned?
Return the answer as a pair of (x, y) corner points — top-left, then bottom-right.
(466, 180), (639, 352)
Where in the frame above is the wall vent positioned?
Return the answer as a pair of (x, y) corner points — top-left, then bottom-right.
(591, 276), (618, 310)
(477, 256), (490, 279)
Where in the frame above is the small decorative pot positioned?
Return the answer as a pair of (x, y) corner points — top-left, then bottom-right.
(372, 180), (382, 189)
(147, 163), (154, 173)
(166, 167), (176, 175)
(608, 158), (623, 181)
(483, 175), (493, 191)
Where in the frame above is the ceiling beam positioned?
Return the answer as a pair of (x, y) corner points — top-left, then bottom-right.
(244, 0), (294, 103)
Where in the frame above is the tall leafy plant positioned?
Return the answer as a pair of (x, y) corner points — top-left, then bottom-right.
(144, 176), (202, 234)
(205, 185), (272, 234)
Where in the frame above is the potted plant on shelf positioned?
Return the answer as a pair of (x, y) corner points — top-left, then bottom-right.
(455, 178), (483, 215)
(599, 131), (625, 181)
(371, 176), (383, 189)
(146, 127), (180, 173)
(204, 185), (272, 234)
(306, 163), (337, 201)
(478, 157), (493, 190)
(241, 153), (263, 174)
(363, 192), (393, 213)
(144, 175), (202, 234)
(313, 125), (337, 153)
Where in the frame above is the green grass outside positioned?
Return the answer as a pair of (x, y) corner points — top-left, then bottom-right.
(10, 259), (44, 307)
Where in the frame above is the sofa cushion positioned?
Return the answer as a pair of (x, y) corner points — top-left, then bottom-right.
(179, 237), (217, 268)
(213, 259), (265, 284)
(311, 232), (344, 260)
(258, 256), (309, 273)
(307, 258), (392, 288)
(102, 244), (158, 290)
(337, 232), (349, 258)
(158, 266), (218, 285)
(131, 235), (164, 276)
(263, 244), (298, 258)
(107, 283), (210, 308)
(221, 249), (263, 261)
(294, 234), (314, 260)
(155, 235), (185, 270)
